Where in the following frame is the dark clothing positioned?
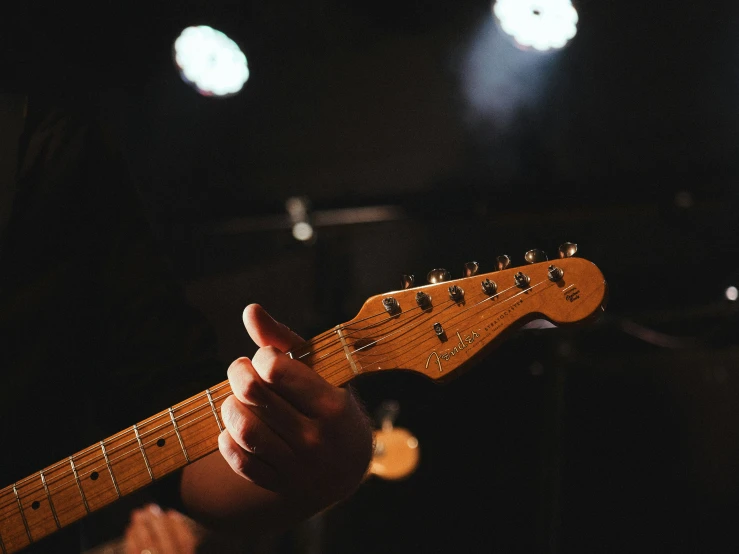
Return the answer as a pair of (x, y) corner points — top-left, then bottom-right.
(0, 93), (221, 553)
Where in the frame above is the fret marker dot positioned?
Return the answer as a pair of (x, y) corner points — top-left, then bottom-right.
(31, 501), (40, 510)
(157, 438), (166, 447)
(91, 471), (99, 481)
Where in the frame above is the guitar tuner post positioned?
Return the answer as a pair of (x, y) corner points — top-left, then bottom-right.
(514, 271), (530, 288)
(416, 291), (432, 310)
(448, 285), (464, 302)
(481, 278), (497, 295)
(383, 296), (400, 315)
(548, 265), (564, 281)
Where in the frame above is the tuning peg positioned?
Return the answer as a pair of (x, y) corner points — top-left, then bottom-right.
(401, 274), (415, 289)
(496, 255), (511, 271)
(558, 242), (578, 258)
(427, 269), (451, 284)
(524, 249), (548, 264)
(463, 261), (479, 277)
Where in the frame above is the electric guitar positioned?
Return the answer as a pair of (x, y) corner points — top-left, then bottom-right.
(0, 245), (607, 553)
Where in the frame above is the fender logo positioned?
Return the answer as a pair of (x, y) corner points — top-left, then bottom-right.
(565, 287), (581, 303)
(425, 330), (480, 372)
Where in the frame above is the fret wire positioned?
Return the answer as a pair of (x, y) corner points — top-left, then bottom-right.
(0, 401), (227, 520)
(205, 389), (224, 432)
(133, 424), (155, 482)
(100, 442), (121, 498)
(4, 382), (234, 495)
(0, 390), (227, 516)
(12, 484), (32, 544)
(168, 408), (190, 463)
(69, 456), (90, 514)
(39, 470), (61, 530)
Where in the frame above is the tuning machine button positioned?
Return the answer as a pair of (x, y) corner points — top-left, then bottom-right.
(427, 269), (451, 284)
(463, 262), (479, 277)
(481, 279), (497, 295)
(558, 242), (578, 258)
(401, 274), (415, 289)
(496, 255), (511, 271)
(524, 249), (548, 264)
(514, 271), (530, 288)
(448, 285), (464, 302)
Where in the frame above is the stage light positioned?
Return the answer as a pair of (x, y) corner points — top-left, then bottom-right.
(286, 196), (316, 243)
(726, 286), (738, 301)
(492, 0), (578, 52)
(292, 221), (315, 242)
(173, 25), (249, 97)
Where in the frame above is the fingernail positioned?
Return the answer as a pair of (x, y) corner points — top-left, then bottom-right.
(148, 503), (163, 516)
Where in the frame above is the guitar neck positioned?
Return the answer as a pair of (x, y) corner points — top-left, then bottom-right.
(0, 255), (607, 553)
(0, 336), (354, 554)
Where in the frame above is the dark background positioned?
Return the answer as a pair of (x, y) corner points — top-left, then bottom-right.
(7, 0), (739, 552)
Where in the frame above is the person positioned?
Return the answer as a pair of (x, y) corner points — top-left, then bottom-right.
(0, 87), (374, 553)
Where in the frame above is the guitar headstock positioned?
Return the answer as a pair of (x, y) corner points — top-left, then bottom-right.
(331, 245), (607, 383)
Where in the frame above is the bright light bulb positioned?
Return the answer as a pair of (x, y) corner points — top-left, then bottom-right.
(173, 25), (249, 97)
(726, 286), (738, 302)
(292, 222), (314, 242)
(493, 0), (578, 52)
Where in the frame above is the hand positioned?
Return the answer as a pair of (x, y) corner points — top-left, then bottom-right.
(124, 504), (202, 554)
(218, 303), (374, 511)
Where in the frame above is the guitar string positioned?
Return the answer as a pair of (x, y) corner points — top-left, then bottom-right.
(0, 381), (230, 518)
(266, 270), (533, 364)
(0, 280), (548, 518)
(0, 297), (413, 502)
(348, 282), (544, 368)
(0, 276), (557, 520)
(0, 389), (243, 523)
(289, 282), (524, 381)
(304, 281), (547, 383)
(0, 273), (521, 496)
(1, 295), (447, 500)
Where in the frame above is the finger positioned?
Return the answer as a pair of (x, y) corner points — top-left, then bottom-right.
(243, 303), (306, 353)
(125, 507), (156, 554)
(226, 356), (312, 443)
(218, 429), (283, 491)
(220, 394), (296, 464)
(144, 504), (186, 554)
(167, 510), (200, 553)
(251, 345), (346, 419)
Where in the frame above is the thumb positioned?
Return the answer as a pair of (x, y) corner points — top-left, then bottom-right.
(242, 303), (306, 353)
